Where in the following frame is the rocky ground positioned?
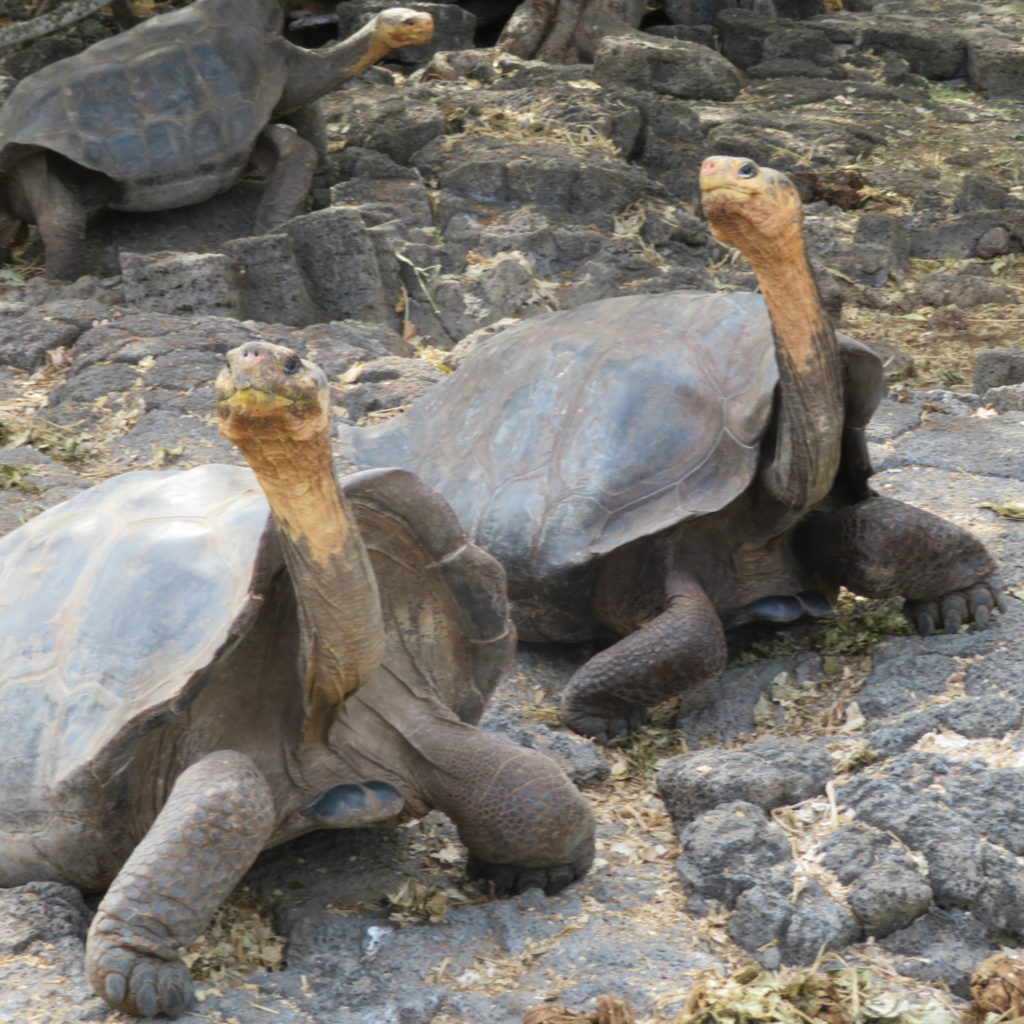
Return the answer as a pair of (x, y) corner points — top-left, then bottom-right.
(1, 0), (1024, 1021)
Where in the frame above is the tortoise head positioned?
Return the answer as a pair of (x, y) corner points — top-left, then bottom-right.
(216, 342), (329, 449)
(699, 156), (804, 265)
(371, 8), (434, 48)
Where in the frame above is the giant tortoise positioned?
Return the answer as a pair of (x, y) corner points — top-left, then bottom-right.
(0, 341), (594, 1018)
(0, 0), (433, 279)
(338, 156), (1003, 742)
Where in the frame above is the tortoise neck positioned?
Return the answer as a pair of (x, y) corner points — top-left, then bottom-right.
(277, 20), (383, 112)
(747, 237), (844, 517)
(239, 429), (384, 740)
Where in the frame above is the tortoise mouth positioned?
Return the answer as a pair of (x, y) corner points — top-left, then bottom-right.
(217, 385), (298, 413)
(700, 184), (755, 200)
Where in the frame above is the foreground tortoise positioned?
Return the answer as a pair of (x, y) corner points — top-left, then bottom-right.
(0, 0), (433, 279)
(338, 156), (1003, 742)
(0, 342), (594, 1018)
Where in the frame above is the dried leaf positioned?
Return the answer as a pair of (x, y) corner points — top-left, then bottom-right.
(980, 501), (1024, 520)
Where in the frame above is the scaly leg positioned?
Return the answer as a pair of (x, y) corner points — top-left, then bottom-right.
(798, 496), (1003, 634)
(561, 570), (726, 743)
(86, 750), (276, 1018)
(250, 124), (318, 234)
(398, 708), (595, 895)
(14, 153), (87, 280)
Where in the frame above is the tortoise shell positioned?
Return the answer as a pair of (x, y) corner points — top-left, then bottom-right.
(0, 0), (288, 210)
(338, 289), (882, 615)
(0, 463), (510, 856)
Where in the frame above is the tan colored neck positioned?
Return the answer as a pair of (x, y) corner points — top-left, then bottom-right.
(241, 430), (349, 564)
(238, 429), (384, 739)
(746, 236), (845, 516)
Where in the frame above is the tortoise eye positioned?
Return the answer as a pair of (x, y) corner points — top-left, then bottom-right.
(738, 161), (757, 178)
(283, 356), (301, 375)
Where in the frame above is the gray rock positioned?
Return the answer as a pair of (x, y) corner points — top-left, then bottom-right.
(909, 209), (1024, 259)
(0, 314), (81, 370)
(727, 885), (792, 963)
(853, 213), (910, 271)
(985, 384), (1024, 413)
(0, 881), (91, 955)
(781, 878), (860, 964)
(975, 348), (1024, 397)
(820, 823), (932, 937)
(879, 908), (993, 998)
(223, 233), (319, 327)
(914, 272), (1017, 308)
(333, 89), (446, 166)
(119, 250), (242, 317)
(716, 9), (772, 68)
(964, 28), (1024, 99)
(845, 14), (966, 79)
(656, 737), (833, 827)
(593, 36), (743, 101)
(284, 206), (393, 324)
(336, 355), (443, 422)
(674, 801), (794, 910)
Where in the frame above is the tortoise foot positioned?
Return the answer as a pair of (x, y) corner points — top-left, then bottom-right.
(466, 854), (588, 896)
(905, 579), (1006, 636)
(561, 700), (648, 744)
(89, 945), (194, 1019)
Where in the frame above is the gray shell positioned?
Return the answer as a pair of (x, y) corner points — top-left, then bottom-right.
(0, 463), (510, 839)
(339, 289), (883, 605)
(0, 0), (288, 209)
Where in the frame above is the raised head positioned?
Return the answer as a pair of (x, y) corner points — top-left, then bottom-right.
(216, 342), (329, 452)
(371, 8), (434, 49)
(699, 156), (804, 268)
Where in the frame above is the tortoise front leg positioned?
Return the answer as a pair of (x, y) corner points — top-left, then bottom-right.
(561, 570), (727, 743)
(402, 715), (595, 896)
(13, 152), (87, 281)
(798, 496), (1003, 634)
(86, 750), (275, 1018)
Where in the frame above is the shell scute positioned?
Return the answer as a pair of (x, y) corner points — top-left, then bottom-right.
(344, 289), (780, 592)
(0, 0), (288, 188)
(0, 465), (269, 805)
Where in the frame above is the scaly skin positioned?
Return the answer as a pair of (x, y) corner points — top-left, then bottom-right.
(85, 752), (275, 1018)
(558, 157), (1003, 742)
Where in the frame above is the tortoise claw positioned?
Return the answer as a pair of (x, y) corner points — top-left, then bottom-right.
(466, 855), (586, 896)
(92, 946), (194, 1019)
(561, 704), (648, 744)
(905, 579), (1003, 636)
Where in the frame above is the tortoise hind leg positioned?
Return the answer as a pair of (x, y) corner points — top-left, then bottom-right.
(250, 123), (318, 234)
(399, 714), (595, 896)
(561, 570), (726, 743)
(86, 750), (275, 1018)
(798, 496), (1004, 634)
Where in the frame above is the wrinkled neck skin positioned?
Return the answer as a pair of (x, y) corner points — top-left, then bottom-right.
(235, 424), (384, 742)
(745, 226), (845, 522)
(277, 21), (387, 112)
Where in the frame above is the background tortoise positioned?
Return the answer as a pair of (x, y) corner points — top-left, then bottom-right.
(0, 0), (433, 279)
(338, 156), (1003, 742)
(0, 341), (594, 1018)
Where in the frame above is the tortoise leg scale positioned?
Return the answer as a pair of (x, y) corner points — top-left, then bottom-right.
(399, 713), (595, 896)
(798, 496), (1004, 635)
(85, 750), (275, 1018)
(560, 571), (727, 744)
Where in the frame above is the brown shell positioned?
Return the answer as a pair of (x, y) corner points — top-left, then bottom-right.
(0, 0), (288, 204)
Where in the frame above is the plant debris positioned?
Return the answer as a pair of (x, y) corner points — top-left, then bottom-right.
(675, 962), (960, 1024)
(181, 888), (285, 990)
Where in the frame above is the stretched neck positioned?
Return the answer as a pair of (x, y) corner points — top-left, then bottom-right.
(747, 233), (844, 517)
(277, 21), (388, 112)
(239, 428), (384, 739)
